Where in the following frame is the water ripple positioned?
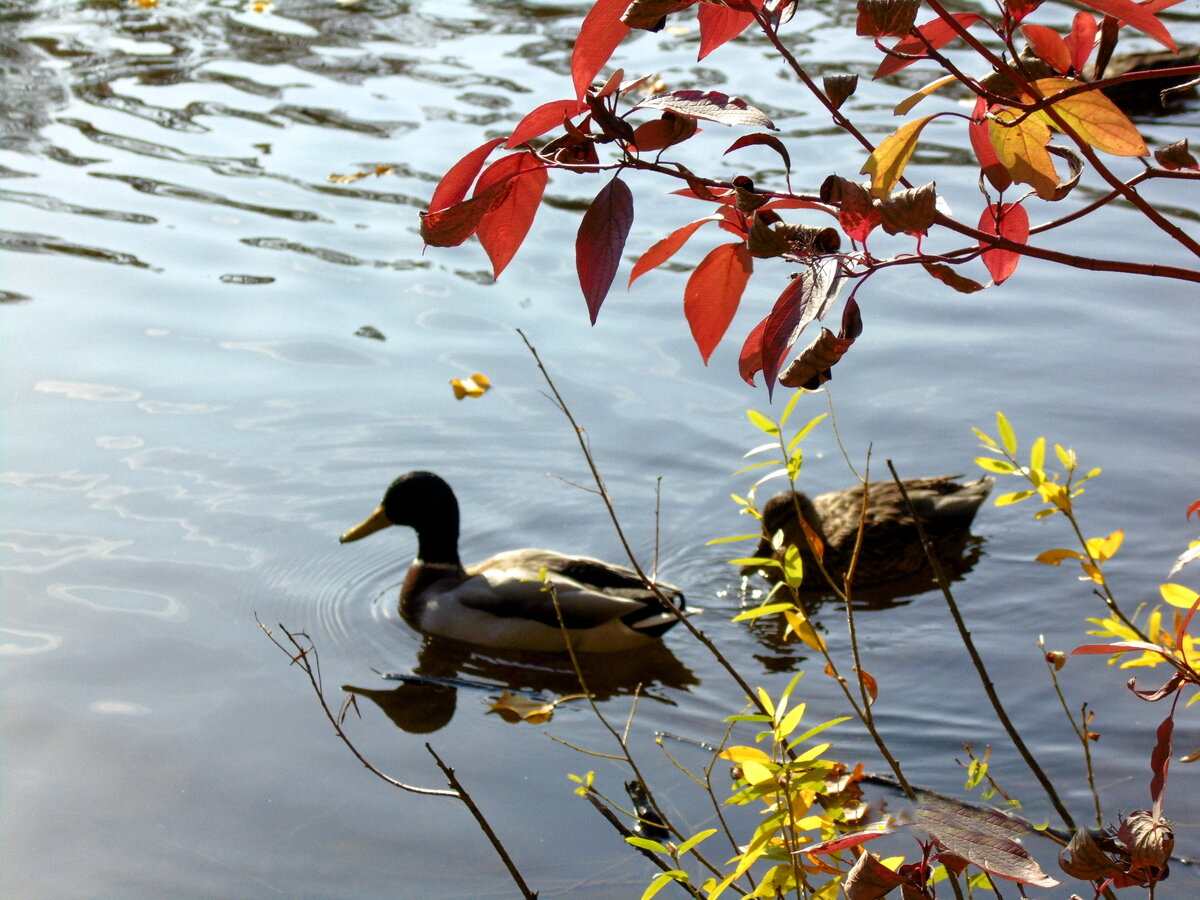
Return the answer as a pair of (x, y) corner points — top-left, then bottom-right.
(0, 188), (157, 224)
(0, 229), (153, 268)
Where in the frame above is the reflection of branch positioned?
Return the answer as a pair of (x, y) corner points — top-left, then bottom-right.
(256, 616), (539, 900)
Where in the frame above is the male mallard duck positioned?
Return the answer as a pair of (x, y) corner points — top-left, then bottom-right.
(745, 476), (993, 589)
(340, 471), (690, 652)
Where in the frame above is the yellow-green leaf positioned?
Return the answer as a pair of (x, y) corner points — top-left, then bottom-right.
(975, 456), (1017, 474)
(778, 389), (804, 430)
(1032, 77), (1148, 157)
(996, 411), (1017, 455)
(1054, 443), (1077, 470)
(747, 409), (779, 436)
(973, 427), (998, 448)
(676, 829), (717, 857)
(1030, 436), (1045, 473)
(626, 835), (668, 853)
(640, 871), (687, 900)
(989, 108), (1058, 200)
(861, 115), (935, 198)
(995, 490), (1035, 506)
(1036, 548), (1083, 565)
(706, 533), (760, 545)
(1161, 583), (1200, 610)
(777, 702), (807, 740)
(732, 601), (795, 622)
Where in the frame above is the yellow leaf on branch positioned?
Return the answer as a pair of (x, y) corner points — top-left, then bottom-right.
(1085, 530), (1124, 562)
(989, 108), (1058, 200)
(1032, 78), (1148, 158)
(861, 115), (934, 198)
(450, 372), (491, 400)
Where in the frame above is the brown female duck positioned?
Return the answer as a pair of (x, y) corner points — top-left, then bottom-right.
(745, 475), (993, 589)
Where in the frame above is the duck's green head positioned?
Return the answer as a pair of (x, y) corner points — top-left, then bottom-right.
(339, 470), (459, 543)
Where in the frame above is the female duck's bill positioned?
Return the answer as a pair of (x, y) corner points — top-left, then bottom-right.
(340, 471), (695, 653)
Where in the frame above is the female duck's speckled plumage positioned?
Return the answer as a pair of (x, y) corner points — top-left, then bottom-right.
(340, 471), (690, 652)
(746, 476), (993, 589)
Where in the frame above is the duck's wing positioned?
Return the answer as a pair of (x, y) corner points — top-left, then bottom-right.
(458, 550), (677, 630)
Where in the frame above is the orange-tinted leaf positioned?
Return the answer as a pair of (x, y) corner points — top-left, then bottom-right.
(505, 99), (587, 149)
(629, 215), (719, 284)
(861, 115), (935, 198)
(989, 108), (1058, 199)
(875, 13), (984, 78)
(428, 137), (506, 213)
(821, 175), (881, 242)
(1022, 24), (1072, 73)
(697, 2), (756, 60)
(1033, 77), (1148, 157)
(978, 202), (1029, 284)
(684, 242), (753, 363)
(1065, 12), (1099, 73)
(923, 261), (985, 293)
(1075, 0), (1175, 51)
(970, 97), (1012, 191)
(578, 176), (634, 323)
(631, 114), (699, 152)
(572, 0), (631, 100)
(474, 153), (548, 278)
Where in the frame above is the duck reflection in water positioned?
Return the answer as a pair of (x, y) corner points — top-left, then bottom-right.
(343, 633), (699, 734)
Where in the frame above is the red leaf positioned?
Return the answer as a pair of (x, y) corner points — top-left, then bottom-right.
(1187, 498), (1200, 519)
(428, 137), (506, 213)
(1074, 0), (1175, 51)
(978, 202), (1029, 284)
(629, 216), (719, 285)
(420, 182), (510, 247)
(969, 97), (1012, 192)
(1021, 24), (1072, 73)
(1065, 12), (1099, 73)
(738, 315), (769, 386)
(684, 242), (753, 363)
(577, 176), (634, 323)
(1150, 712), (1174, 808)
(805, 826), (892, 856)
(875, 13), (984, 79)
(697, 2), (757, 60)
(572, 0), (631, 100)
(724, 133), (792, 175)
(474, 153), (548, 278)
(760, 275), (810, 394)
(506, 99), (587, 149)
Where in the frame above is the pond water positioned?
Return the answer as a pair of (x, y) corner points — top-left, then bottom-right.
(2, 0), (1198, 897)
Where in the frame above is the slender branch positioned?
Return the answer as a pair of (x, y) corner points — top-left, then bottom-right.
(427, 745), (540, 900)
(884, 462), (1076, 830)
(257, 616), (538, 899)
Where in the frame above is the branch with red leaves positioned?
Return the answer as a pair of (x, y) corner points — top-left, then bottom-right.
(419, 0), (1199, 391)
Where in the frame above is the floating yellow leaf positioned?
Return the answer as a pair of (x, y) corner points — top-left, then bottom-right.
(989, 108), (1058, 200)
(486, 689), (585, 724)
(861, 115), (935, 198)
(130, 0), (158, 7)
(450, 372), (491, 400)
(246, 0), (273, 11)
(1032, 78), (1148, 158)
